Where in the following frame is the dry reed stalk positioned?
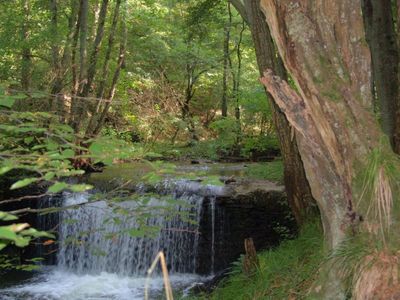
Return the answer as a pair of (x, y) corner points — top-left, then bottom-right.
(144, 251), (174, 300)
(364, 167), (393, 244)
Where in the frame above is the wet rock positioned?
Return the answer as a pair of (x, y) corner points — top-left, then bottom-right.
(189, 269), (231, 294)
(196, 183), (296, 275)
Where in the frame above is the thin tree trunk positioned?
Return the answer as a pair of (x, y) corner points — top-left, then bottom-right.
(54, 0), (79, 121)
(85, 0), (122, 136)
(228, 18), (245, 146)
(71, 0), (89, 132)
(72, 0), (109, 132)
(78, 0), (88, 90)
(221, 3), (231, 118)
(49, 0), (60, 84)
(96, 0), (122, 100)
(49, 0), (62, 112)
(69, 0), (83, 126)
(81, 0), (109, 98)
(362, 0), (399, 151)
(182, 63), (199, 142)
(20, 0), (31, 91)
(61, 0), (79, 71)
(234, 21), (245, 136)
(395, 0), (400, 154)
(92, 2), (127, 136)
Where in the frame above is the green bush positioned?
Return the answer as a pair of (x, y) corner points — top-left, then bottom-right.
(241, 135), (280, 158)
(209, 117), (240, 156)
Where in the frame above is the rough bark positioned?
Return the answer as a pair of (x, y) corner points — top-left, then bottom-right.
(231, 0), (316, 225)
(260, 0), (400, 297)
(362, 0), (399, 150)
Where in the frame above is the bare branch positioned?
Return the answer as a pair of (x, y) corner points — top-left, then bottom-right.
(229, 0), (248, 24)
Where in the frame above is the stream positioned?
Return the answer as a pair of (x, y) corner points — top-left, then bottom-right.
(0, 162), (292, 300)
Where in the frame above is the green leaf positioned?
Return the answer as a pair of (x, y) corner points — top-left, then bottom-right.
(69, 184), (93, 193)
(0, 166), (12, 175)
(89, 142), (103, 156)
(24, 137), (34, 144)
(48, 182), (69, 193)
(10, 178), (38, 190)
(0, 212), (18, 221)
(20, 228), (55, 239)
(0, 242), (7, 251)
(32, 145), (47, 150)
(61, 149), (75, 158)
(0, 97), (15, 108)
(20, 264), (40, 271)
(14, 236), (30, 247)
(0, 227), (18, 241)
(44, 172), (55, 181)
(46, 141), (59, 151)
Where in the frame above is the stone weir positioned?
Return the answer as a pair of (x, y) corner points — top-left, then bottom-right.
(84, 172), (296, 276)
(151, 178), (296, 274)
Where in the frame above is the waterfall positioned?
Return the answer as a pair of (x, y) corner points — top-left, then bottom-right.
(0, 179), (227, 300)
(57, 185), (206, 276)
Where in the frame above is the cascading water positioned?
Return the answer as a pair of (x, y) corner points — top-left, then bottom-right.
(210, 196), (216, 275)
(57, 189), (204, 275)
(1, 179), (223, 300)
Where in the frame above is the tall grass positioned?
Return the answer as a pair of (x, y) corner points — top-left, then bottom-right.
(191, 222), (323, 300)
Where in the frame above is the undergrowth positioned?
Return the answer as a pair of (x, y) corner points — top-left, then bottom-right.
(244, 160), (284, 183)
(189, 222), (323, 300)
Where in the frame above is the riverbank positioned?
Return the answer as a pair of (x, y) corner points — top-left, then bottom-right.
(188, 222), (323, 299)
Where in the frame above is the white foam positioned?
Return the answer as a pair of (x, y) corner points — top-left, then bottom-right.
(2, 268), (205, 300)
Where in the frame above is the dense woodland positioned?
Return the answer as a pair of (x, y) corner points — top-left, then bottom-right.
(1, 0), (400, 299)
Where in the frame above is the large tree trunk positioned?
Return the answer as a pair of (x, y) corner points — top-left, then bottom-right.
(231, 0), (316, 225)
(260, 0), (400, 298)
